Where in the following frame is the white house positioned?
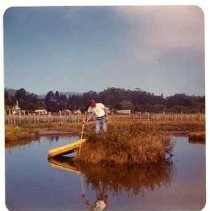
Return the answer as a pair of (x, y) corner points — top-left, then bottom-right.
(116, 110), (131, 115)
(35, 109), (48, 115)
(12, 100), (21, 114)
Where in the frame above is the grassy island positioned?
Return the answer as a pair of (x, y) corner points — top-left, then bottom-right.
(75, 122), (175, 166)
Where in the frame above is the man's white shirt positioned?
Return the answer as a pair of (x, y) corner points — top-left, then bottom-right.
(87, 103), (106, 117)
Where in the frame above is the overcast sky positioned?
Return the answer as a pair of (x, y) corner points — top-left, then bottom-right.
(4, 6), (204, 96)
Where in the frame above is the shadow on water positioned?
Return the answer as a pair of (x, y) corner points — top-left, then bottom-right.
(48, 156), (175, 210)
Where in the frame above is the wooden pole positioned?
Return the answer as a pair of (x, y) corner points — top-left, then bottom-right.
(79, 123), (85, 155)
(59, 111), (62, 125)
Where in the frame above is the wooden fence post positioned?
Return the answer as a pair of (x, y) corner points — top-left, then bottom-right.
(59, 111), (62, 125)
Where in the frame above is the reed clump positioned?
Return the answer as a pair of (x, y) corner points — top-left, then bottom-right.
(76, 122), (174, 166)
(188, 131), (205, 144)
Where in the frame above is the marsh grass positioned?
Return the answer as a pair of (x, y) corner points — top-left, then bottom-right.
(5, 126), (39, 147)
(188, 131), (205, 144)
(5, 122), (85, 145)
(5, 119), (204, 149)
(76, 122), (174, 166)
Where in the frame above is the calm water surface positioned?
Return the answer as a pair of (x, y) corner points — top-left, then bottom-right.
(6, 136), (205, 211)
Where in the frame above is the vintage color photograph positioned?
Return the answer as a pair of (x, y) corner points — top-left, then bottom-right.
(4, 6), (205, 211)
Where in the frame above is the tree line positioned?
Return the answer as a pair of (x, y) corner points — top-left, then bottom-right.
(5, 87), (205, 113)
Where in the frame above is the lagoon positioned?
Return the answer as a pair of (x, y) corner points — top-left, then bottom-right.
(6, 135), (205, 211)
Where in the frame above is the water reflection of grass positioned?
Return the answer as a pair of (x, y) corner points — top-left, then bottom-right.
(80, 161), (174, 197)
(48, 156), (175, 198)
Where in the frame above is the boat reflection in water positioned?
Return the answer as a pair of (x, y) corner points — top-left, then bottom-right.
(48, 156), (175, 211)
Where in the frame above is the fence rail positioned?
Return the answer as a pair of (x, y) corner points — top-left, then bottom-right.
(5, 114), (83, 126)
(5, 113), (205, 126)
(132, 113), (205, 121)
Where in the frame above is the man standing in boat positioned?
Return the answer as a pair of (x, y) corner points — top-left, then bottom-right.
(84, 99), (108, 133)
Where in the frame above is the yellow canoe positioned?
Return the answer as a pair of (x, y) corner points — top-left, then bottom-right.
(48, 139), (86, 158)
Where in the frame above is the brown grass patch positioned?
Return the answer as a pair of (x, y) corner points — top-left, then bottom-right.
(5, 126), (39, 147)
(76, 122), (174, 166)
